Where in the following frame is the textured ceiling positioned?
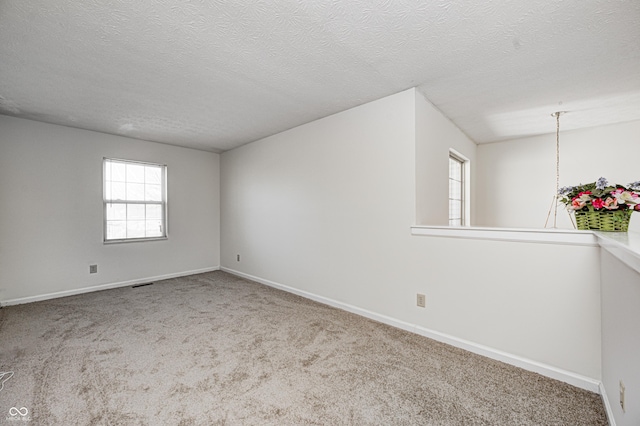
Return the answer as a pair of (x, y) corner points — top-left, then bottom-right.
(1, 1), (639, 152)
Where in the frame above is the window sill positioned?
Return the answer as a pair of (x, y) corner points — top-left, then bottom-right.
(104, 236), (168, 244)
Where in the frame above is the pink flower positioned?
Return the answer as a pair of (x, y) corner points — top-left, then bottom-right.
(568, 192), (593, 210)
(571, 198), (586, 210)
(592, 198), (605, 209)
(603, 197), (619, 210)
(612, 188), (639, 206)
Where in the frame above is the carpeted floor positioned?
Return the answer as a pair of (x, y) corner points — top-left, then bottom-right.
(0, 271), (607, 425)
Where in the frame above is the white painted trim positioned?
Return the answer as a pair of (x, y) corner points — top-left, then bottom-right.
(595, 231), (640, 275)
(411, 225), (598, 246)
(221, 267), (601, 393)
(600, 381), (617, 426)
(220, 267), (413, 331)
(411, 325), (600, 393)
(1, 266), (220, 306)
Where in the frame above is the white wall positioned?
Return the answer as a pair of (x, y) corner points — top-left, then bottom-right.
(221, 89), (602, 382)
(476, 120), (640, 232)
(415, 91), (477, 225)
(601, 249), (640, 426)
(0, 115), (220, 303)
(222, 89), (416, 311)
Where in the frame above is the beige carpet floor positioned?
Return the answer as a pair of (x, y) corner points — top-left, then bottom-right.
(0, 271), (607, 425)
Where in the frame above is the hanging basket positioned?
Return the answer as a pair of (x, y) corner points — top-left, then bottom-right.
(574, 209), (633, 232)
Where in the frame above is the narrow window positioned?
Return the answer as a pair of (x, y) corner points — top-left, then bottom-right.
(449, 152), (466, 226)
(104, 158), (167, 242)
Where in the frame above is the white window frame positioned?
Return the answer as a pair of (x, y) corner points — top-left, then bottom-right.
(103, 158), (168, 243)
(449, 149), (470, 227)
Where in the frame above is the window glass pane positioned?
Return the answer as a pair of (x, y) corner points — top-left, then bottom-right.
(127, 164), (145, 183)
(106, 203), (126, 220)
(145, 166), (162, 185)
(107, 182), (126, 201)
(126, 183), (144, 201)
(146, 220), (163, 237)
(449, 154), (466, 226)
(109, 162), (126, 182)
(146, 204), (162, 219)
(107, 221), (126, 239)
(145, 184), (162, 201)
(127, 204), (145, 220)
(449, 200), (460, 218)
(449, 158), (461, 179)
(450, 180), (461, 200)
(126, 220), (145, 238)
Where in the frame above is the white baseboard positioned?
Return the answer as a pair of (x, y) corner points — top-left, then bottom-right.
(411, 325), (601, 393)
(600, 381), (617, 426)
(221, 266), (601, 394)
(1, 266), (220, 307)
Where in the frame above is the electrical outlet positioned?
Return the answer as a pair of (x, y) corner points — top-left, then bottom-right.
(89, 264), (98, 274)
(237, 254), (240, 262)
(620, 380), (626, 412)
(416, 293), (426, 308)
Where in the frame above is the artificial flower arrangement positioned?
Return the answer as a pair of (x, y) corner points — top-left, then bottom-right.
(558, 177), (640, 231)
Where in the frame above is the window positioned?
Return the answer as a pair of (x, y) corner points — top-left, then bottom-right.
(104, 158), (167, 242)
(449, 152), (466, 226)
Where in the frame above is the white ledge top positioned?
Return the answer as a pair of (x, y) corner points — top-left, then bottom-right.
(411, 225), (640, 274)
(593, 231), (640, 275)
(410, 225), (598, 246)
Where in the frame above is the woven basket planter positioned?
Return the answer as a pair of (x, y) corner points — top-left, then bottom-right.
(574, 209), (633, 232)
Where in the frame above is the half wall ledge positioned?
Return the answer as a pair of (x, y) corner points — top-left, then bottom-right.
(411, 225), (640, 275)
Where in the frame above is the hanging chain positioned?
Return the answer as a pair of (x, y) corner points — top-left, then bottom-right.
(555, 112), (560, 199)
(545, 111), (565, 228)
(554, 112), (560, 227)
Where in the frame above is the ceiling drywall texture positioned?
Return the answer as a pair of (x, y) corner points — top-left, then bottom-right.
(0, 1), (639, 152)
